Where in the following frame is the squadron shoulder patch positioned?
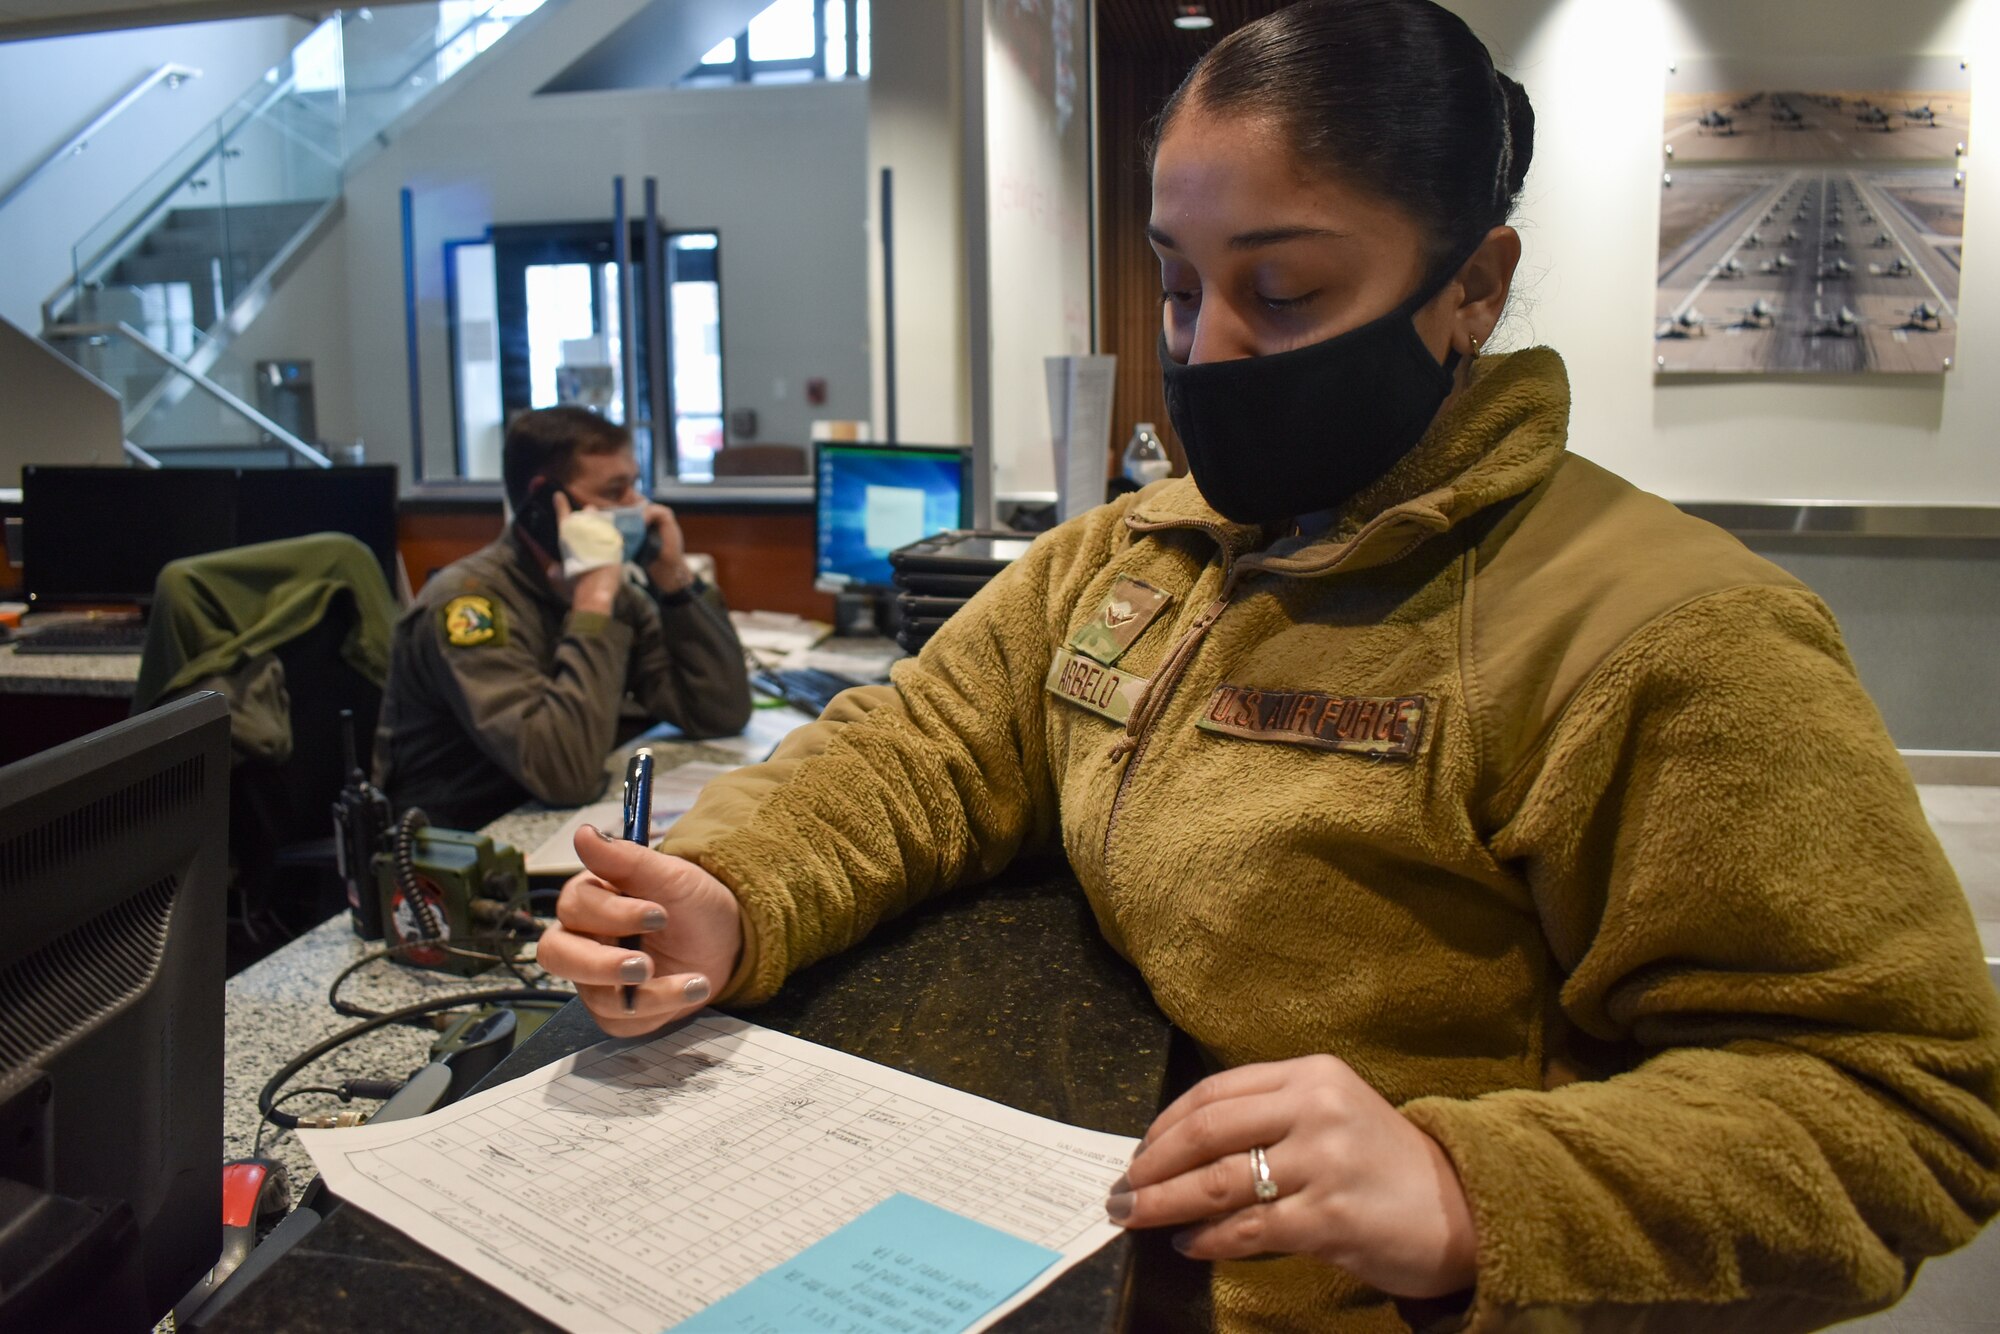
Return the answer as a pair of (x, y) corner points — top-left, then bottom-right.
(1045, 646), (1149, 725)
(1197, 685), (1429, 759)
(1068, 576), (1172, 665)
(442, 594), (504, 648)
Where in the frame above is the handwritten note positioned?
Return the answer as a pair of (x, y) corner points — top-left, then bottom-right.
(671, 1194), (1059, 1333)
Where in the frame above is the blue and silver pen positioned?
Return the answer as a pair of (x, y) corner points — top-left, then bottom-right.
(619, 748), (655, 1014)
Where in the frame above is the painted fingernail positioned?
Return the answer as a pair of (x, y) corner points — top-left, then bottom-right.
(1105, 1192), (1134, 1223)
(638, 907), (668, 931)
(682, 975), (711, 1004)
(1110, 1173), (1130, 1195)
(594, 824), (619, 841)
(619, 956), (650, 984)
(1171, 1230), (1195, 1255)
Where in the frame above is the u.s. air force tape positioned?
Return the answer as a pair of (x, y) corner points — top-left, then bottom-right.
(1196, 684), (1429, 759)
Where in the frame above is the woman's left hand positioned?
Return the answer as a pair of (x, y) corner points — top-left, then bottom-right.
(1109, 1054), (1478, 1300)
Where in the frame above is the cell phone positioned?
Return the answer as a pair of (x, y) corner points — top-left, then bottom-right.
(513, 477), (577, 557)
(633, 521), (663, 572)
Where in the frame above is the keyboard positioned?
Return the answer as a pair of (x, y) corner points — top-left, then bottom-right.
(750, 666), (866, 716)
(14, 620), (148, 654)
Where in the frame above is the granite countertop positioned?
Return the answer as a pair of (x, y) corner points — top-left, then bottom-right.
(223, 912), (573, 1193)
(227, 682), (856, 1188)
(209, 644), (1190, 1332)
(209, 865), (1178, 1334)
(480, 702), (817, 860)
(0, 642), (142, 695)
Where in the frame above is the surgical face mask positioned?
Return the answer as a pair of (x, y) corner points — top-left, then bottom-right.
(595, 503), (650, 562)
(1158, 284), (1462, 526)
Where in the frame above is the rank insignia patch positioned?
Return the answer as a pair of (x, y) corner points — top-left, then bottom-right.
(1068, 576), (1172, 666)
(442, 595), (504, 647)
(1045, 646), (1150, 725)
(1197, 685), (1429, 759)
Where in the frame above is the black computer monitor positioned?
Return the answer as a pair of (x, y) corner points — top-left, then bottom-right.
(21, 466), (401, 608)
(235, 465), (399, 590)
(0, 693), (230, 1332)
(21, 466), (239, 606)
(814, 442), (972, 592)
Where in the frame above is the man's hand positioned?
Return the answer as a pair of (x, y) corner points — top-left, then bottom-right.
(643, 502), (694, 594)
(1108, 1054), (1479, 1300)
(552, 491), (622, 615)
(536, 829), (745, 1037)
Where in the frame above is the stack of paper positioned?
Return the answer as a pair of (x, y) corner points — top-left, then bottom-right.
(731, 609), (831, 665)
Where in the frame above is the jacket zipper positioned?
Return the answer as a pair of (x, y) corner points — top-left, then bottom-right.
(1100, 513), (1243, 866)
(1099, 507), (1421, 870)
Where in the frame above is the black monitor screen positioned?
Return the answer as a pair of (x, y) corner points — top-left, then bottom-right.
(22, 466), (401, 607)
(22, 467), (239, 606)
(0, 694), (229, 1329)
(237, 465), (399, 590)
(815, 443), (971, 590)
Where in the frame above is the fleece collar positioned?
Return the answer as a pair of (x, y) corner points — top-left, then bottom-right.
(1125, 346), (1572, 578)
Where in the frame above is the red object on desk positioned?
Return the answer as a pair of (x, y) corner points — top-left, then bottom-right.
(222, 1162), (271, 1229)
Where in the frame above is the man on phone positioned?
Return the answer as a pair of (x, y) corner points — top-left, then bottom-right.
(374, 406), (751, 829)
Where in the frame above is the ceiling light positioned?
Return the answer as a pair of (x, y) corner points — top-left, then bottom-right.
(1173, 4), (1214, 30)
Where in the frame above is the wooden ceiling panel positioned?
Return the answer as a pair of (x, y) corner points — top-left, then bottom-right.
(1095, 0), (1297, 68)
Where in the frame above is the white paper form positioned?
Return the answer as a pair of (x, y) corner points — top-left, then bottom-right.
(525, 762), (741, 876)
(302, 1014), (1138, 1334)
(1045, 354), (1118, 522)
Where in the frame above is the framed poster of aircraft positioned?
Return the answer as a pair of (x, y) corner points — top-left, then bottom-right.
(1655, 55), (1968, 375)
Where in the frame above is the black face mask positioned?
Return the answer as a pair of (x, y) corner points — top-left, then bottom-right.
(1158, 286), (1462, 526)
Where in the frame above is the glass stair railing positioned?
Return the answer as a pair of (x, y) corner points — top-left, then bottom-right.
(37, 1), (549, 468)
(46, 321), (328, 468)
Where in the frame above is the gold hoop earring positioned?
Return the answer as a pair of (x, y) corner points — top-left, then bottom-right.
(1468, 332), (1483, 355)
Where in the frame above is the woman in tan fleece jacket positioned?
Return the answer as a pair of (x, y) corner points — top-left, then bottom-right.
(539, 2), (2000, 1329)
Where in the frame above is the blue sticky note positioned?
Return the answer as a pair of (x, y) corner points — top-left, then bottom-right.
(668, 1193), (1061, 1334)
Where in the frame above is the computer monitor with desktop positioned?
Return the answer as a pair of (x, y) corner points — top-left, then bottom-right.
(813, 442), (971, 599)
(19, 465), (399, 610)
(0, 693), (231, 1332)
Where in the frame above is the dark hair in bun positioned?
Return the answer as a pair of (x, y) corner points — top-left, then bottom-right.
(1154, 0), (1534, 289)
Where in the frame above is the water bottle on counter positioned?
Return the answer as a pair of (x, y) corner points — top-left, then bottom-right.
(1121, 422), (1171, 487)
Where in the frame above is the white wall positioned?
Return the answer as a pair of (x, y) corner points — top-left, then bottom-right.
(867, 0), (970, 447)
(0, 14), (309, 332)
(1450, 0), (1995, 504)
(979, 0), (1094, 499)
(222, 215), (358, 450)
(328, 0), (872, 478)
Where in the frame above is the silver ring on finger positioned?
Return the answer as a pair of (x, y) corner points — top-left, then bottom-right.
(1249, 1145), (1279, 1203)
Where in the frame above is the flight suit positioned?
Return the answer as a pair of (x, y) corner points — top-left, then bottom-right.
(658, 348), (2000, 1332)
(374, 530), (752, 830)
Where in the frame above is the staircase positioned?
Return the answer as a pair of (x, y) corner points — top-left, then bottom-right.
(108, 202), (325, 327)
(27, 1), (552, 470)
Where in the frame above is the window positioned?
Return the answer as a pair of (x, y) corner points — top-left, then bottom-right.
(445, 223), (725, 486)
(665, 234), (725, 481)
(680, 0), (868, 86)
(438, 0), (546, 84)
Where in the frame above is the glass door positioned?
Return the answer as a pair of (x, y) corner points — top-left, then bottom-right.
(446, 221), (723, 484)
(665, 233), (724, 482)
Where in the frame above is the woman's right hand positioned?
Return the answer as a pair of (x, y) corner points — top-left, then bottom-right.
(536, 827), (744, 1037)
